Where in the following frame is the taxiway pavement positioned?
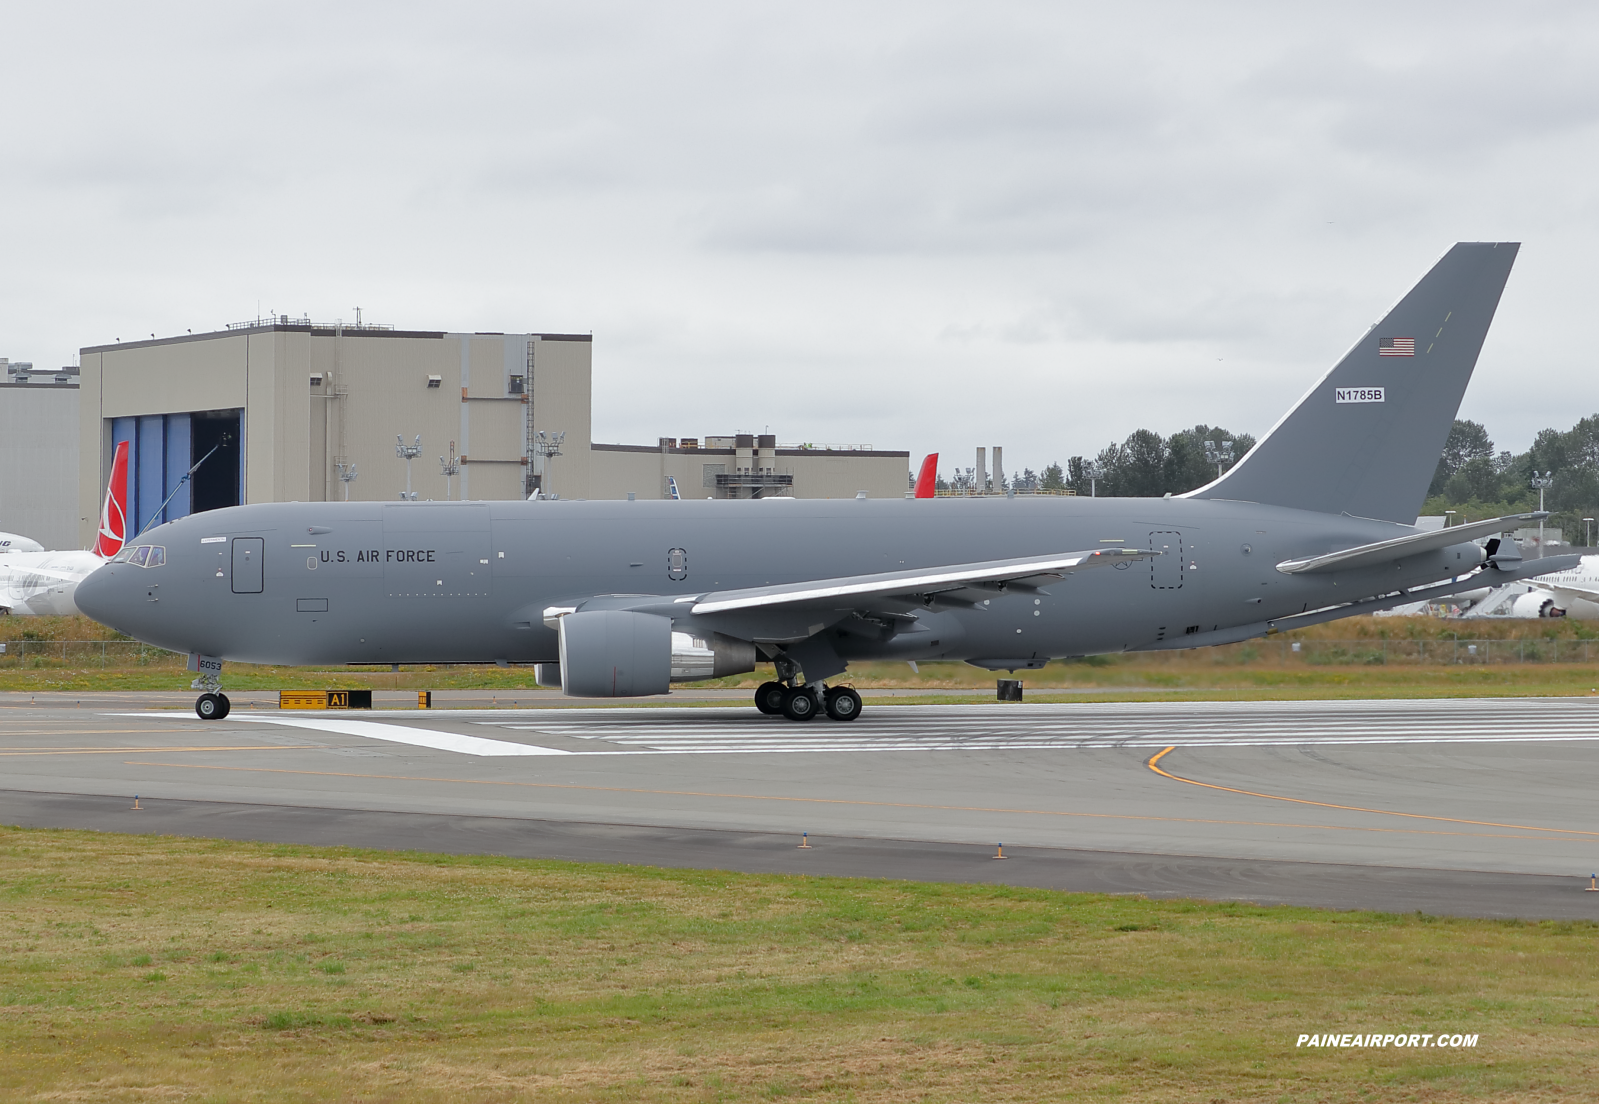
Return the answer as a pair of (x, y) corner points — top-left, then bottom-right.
(3, 695), (1597, 919)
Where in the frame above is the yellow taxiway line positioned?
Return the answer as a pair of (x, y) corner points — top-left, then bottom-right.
(1146, 745), (1598, 837)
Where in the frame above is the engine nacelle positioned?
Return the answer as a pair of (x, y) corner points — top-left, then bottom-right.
(1510, 593), (1564, 618)
(556, 611), (757, 696)
(670, 631), (756, 682)
(558, 610), (672, 697)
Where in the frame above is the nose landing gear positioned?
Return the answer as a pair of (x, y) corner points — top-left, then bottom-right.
(196, 692), (230, 720)
(190, 655), (230, 719)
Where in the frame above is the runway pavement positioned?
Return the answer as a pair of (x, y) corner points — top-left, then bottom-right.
(3, 694), (1599, 919)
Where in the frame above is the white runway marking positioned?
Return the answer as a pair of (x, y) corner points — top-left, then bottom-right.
(228, 715), (573, 757)
(107, 698), (1599, 757)
(479, 698), (1599, 754)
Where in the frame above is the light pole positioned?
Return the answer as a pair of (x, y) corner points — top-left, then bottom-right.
(1444, 509), (1456, 528)
(335, 461), (358, 501)
(1531, 471), (1554, 557)
(531, 430), (564, 497)
(1585, 517), (1595, 548)
(1085, 461), (1105, 498)
(1203, 438), (1234, 480)
(440, 441), (460, 501)
(396, 434), (421, 501)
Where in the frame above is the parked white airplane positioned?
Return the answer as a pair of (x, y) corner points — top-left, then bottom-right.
(1519, 556), (1599, 619)
(0, 442), (128, 616)
(0, 533), (45, 554)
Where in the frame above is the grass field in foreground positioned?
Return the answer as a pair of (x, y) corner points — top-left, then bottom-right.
(1, 828), (1595, 1102)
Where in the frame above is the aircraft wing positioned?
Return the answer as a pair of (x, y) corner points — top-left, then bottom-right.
(1525, 579), (1599, 606)
(689, 547), (1155, 615)
(1275, 512), (1543, 575)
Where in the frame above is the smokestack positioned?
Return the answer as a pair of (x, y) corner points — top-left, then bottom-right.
(993, 447), (1004, 492)
(975, 448), (986, 495)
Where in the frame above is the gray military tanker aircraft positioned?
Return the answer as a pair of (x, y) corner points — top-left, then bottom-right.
(77, 242), (1574, 720)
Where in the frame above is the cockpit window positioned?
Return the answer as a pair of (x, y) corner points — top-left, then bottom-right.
(115, 545), (165, 568)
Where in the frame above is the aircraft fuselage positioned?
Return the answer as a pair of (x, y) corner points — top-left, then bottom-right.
(77, 496), (1484, 667)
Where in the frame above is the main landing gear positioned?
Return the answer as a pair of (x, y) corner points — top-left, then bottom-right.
(753, 680), (862, 722)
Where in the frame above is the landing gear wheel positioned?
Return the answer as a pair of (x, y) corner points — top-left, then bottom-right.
(215, 693), (230, 719)
(754, 681), (787, 715)
(781, 686), (819, 722)
(195, 693), (229, 720)
(824, 686), (862, 721)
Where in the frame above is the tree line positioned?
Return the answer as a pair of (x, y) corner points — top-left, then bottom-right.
(979, 415), (1599, 547)
(1424, 417), (1599, 546)
(944, 425), (1257, 497)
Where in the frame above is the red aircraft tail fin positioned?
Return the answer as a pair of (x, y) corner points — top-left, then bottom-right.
(913, 453), (939, 498)
(94, 441), (130, 559)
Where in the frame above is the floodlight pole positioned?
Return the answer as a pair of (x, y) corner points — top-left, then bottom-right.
(1531, 471), (1554, 557)
(1085, 461), (1105, 498)
(335, 461), (358, 501)
(397, 434), (421, 501)
(440, 441), (461, 501)
(1203, 438), (1235, 480)
(1585, 517), (1594, 548)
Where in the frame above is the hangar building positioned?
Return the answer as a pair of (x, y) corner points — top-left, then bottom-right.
(1, 361), (81, 549)
(74, 318), (908, 546)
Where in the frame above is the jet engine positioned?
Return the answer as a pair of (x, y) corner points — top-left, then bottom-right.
(1510, 593), (1565, 618)
(556, 609), (755, 697)
(558, 610), (672, 697)
(669, 631), (756, 683)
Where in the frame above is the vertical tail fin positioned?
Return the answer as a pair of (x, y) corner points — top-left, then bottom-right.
(913, 453), (939, 498)
(1186, 242), (1519, 523)
(94, 440), (130, 558)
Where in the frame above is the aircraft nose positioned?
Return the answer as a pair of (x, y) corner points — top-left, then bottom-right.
(74, 562), (135, 631)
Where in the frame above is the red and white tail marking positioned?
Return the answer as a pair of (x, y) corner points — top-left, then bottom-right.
(94, 441), (130, 559)
(913, 453), (939, 499)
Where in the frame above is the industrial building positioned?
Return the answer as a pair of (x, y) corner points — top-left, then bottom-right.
(1, 360), (81, 549)
(70, 318), (909, 546)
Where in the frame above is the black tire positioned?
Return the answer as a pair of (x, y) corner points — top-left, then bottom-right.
(824, 686), (862, 722)
(781, 686), (819, 721)
(754, 681), (786, 715)
(195, 693), (221, 720)
(214, 694), (231, 719)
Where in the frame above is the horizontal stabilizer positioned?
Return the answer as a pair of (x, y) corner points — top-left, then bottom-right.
(1136, 553), (1582, 650)
(690, 547), (1155, 615)
(1275, 513), (1543, 575)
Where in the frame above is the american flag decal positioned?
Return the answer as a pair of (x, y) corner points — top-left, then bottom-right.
(1379, 337), (1415, 356)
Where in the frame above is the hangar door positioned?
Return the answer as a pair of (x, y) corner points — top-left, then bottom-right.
(110, 409), (241, 533)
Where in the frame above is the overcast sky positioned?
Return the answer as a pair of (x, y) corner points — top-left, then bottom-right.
(4, 2), (1598, 478)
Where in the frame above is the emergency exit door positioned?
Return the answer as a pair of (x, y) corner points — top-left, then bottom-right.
(232, 538), (264, 593)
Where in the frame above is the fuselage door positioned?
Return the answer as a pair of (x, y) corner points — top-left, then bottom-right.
(1149, 531), (1183, 590)
(232, 537), (264, 594)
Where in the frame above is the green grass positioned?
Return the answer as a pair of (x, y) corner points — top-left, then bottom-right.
(5, 614), (1599, 700)
(0, 826), (1595, 1101)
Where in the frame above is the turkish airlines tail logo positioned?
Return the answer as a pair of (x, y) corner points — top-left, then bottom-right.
(94, 441), (130, 559)
(913, 453), (939, 499)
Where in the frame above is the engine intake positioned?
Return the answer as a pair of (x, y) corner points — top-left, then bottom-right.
(555, 611), (756, 696)
(558, 610), (671, 697)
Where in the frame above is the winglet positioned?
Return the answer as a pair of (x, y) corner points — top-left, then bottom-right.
(94, 440), (129, 559)
(913, 453), (939, 498)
